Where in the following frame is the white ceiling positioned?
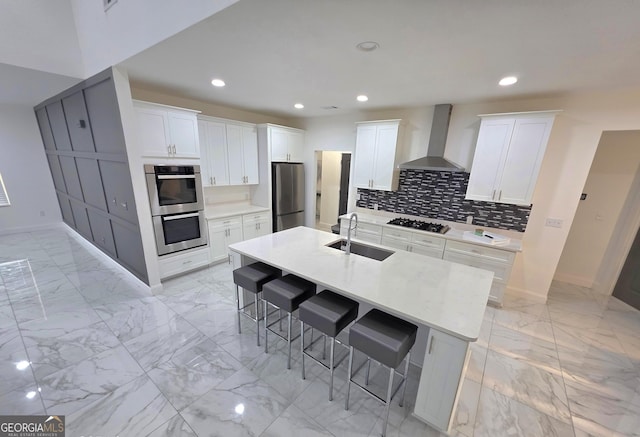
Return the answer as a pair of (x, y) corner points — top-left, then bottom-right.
(121, 0), (640, 118)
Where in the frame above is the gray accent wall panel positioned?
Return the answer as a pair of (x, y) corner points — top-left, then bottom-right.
(58, 156), (84, 201)
(69, 200), (92, 239)
(36, 107), (56, 151)
(99, 160), (137, 224)
(84, 79), (127, 155)
(87, 210), (117, 257)
(75, 158), (106, 211)
(57, 193), (75, 226)
(46, 101), (72, 151)
(112, 221), (146, 281)
(46, 155), (67, 193)
(62, 91), (95, 152)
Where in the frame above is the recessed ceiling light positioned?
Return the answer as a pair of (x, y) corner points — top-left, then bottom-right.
(499, 76), (518, 86)
(211, 78), (226, 87)
(356, 41), (379, 52)
(357, 95), (369, 102)
(294, 103), (304, 109)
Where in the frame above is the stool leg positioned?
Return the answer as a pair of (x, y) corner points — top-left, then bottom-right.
(345, 346), (354, 410)
(365, 358), (371, 386)
(329, 336), (335, 401)
(235, 284), (241, 334)
(255, 293), (260, 346)
(287, 312), (292, 370)
(309, 328), (314, 351)
(301, 321), (306, 380)
(399, 351), (411, 407)
(279, 309), (283, 332)
(264, 299), (269, 353)
(323, 335), (327, 360)
(382, 366), (394, 437)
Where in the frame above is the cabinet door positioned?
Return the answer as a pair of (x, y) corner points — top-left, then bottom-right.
(137, 106), (171, 157)
(466, 119), (515, 202)
(46, 155), (67, 193)
(410, 244), (445, 259)
(209, 225), (228, 263)
(198, 121), (212, 186)
(227, 225), (243, 246)
(84, 79), (127, 155)
(46, 101), (72, 151)
(99, 160), (137, 224)
(381, 236), (409, 251)
(499, 117), (554, 205)
(287, 130), (304, 163)
(353, 125), (376, 188)
(242, 125), (259, 184)
(36, 108), (56, 151)
(59, 156), (83, 201)
(62, 91), (95, 152)
(75, 157), (107, 211)
(226, 124), (245, 185)
(255, 219), (270, 237)
(208, 121), (229, 186)
(414, 330), (470, 432)
(371, 124), (399, 190)
(270, 127), (289, 162)
(87, 210), (116, 257)
(168, 111), (199, 158)
(242, 223), (259, 241)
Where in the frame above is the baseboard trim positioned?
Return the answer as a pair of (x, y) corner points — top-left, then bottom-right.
(505, 286), (548, 303)
(552, 272), (594, 288)
(0, 222), (63, 235)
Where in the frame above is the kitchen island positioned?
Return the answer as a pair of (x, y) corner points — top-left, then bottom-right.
(228, 226), (493, 432)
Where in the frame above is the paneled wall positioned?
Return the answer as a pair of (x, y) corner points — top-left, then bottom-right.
(357, 169), (531, 232)
(34, 68), (148, 283)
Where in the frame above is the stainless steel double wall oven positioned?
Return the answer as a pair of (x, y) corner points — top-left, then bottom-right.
(145, 164), (207, 255)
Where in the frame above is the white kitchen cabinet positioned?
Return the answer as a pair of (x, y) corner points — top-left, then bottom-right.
(268, 125), (305, 162)
(208, 216), (243, 263)
(227, 124), (259, 185)
(134, 100), (200, 159)
(466, 111), (558, 205)
(414, 329), (470, 432)
(198, 120), (229, 186)
(340, 221), (383, 244)
(158, 246), (210, 279)
(353, 120), (403, 191)
(443, 240), (515, 305)
(242, 211), (271, 240)
(382, 227), (445, 259)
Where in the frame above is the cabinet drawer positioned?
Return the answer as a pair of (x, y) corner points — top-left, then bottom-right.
(356, 231), (382, 245)
(411, 233), (446, 250)
(410, 244), (444, 259)
(382, 227), (412, 242)
(209, 215), (242, 230)
(442, 252), (512, 283)
(159, 247), (210, 279)
(242, 211), (270, 225)
(444, 240), (514, 264)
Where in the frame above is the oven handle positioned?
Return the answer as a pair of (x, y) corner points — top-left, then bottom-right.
(157, 174), (196, 180)
(162, 212), (201, 221)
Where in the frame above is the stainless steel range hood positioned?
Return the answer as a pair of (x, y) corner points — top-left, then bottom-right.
(399, 104), (465, 172)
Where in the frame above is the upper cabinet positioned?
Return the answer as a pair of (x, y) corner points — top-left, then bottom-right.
(268, 125), (305, 162)
(198, 116), (259, 186)
(133, 100), (200, 159)
(353, 119), (403, 191)
(465, 111), (558, 206)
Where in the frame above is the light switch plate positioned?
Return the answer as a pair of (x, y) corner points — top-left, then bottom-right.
(545, 218), (563, 228)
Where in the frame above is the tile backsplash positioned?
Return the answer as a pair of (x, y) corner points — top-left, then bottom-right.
(356, 169), (531, 232)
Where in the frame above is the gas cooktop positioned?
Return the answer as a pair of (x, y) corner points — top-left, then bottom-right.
(387, 218), (450, 234)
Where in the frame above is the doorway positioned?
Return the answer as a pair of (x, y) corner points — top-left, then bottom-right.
(315, 151), (351, 233)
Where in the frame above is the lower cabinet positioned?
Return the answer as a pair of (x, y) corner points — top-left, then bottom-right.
(208, 211), (272, 263)
(340, 221), (382, 244)
(159, 246), (210, 279)
(242, 212), (271, 241)
(87, 210), (117, 257)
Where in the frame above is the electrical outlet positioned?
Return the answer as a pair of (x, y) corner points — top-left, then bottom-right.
(545, 218), (563, 228)
(356, 192), (361, 201)
(373, 203), (379, 210)
(39, 210), (45, 217)
(466, 216), (473, 224)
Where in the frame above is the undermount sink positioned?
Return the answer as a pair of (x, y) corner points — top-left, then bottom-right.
(326, 239), (394, 261)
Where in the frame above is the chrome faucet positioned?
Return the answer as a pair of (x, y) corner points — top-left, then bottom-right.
(345, 212), (358, 255)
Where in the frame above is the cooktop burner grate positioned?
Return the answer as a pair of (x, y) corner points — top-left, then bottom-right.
(387, 218), (450, 234)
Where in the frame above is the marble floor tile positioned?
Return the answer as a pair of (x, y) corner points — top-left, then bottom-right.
(181, 367), (291, 437)
(0, 347), (36, 396)
(501, 294), (551, 320)
(474, 387), (575, 437)
(465, 343), (487, 384)
(39, 345), (145, 415)
(483, 349), (571, 423)
(123, 316), (208, 371)
(156, 281), (235, 315)
(65, 375), (177, 437)
(11, 290), (93, 325)
(0, 383), (45, 415)
(450, 378), (481, 437)
(17, 304), (102, 333)
(146, 338), (242, 411)
(262, 404), (335, 437)
(492, 308), (556, 344)
(0, 325), (23, 357)
(146, 414), (197, 437)
(24, 320), (121, 380)
(94, 296), (179, 342)
(488, 323), (560, 371)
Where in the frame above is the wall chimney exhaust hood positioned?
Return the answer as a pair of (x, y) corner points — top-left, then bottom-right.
(399, 104), (465, 172)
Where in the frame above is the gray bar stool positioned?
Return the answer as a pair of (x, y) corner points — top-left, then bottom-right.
(262, 275), (316, 369)
(345, 309), (417, 437)
(299, 290), (359, 401)
(232, 262), (281, 346)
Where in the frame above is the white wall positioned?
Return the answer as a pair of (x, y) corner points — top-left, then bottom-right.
(0, 105), (62, 233)
(0, 1), (83, 78)
(71, 0), (238, 78)
(555, 131), (640, 287)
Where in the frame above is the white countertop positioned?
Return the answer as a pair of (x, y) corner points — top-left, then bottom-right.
(339, 212), (523, 252)
(229, 226), (494, 341)
(205, 203), (270, 220)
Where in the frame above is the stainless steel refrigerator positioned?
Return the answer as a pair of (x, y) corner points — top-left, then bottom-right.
(272, 162), (305, 231)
